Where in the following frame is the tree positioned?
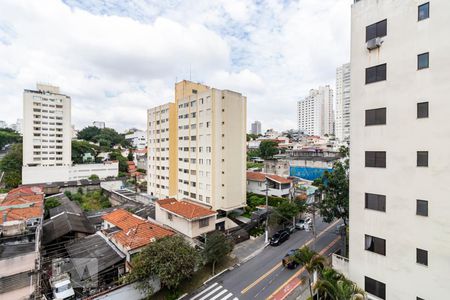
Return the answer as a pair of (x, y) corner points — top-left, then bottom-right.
(0, 143), (22, 188)
(124, 235), (200, 294)
(271, 200), (304, 225)
(314, 267), (365, 300)
(44, 197), (61, 218)
(88, 174), (99, 180)
(246, 133), (258, 141)
(77, 126), (102, 142)
(0, 129), (21, 150)
(259, 140), (278, 159)
(72, 140), (99, 164)
(203, 231), (233, 275)
(247, 148), (261, 161)
(127, 149), (134, 161)
(109, 151), (128, 173)
(293, 246), (326, 298)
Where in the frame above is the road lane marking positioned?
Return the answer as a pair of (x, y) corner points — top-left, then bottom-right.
(210, 289), (228, 300)
(190, 283), (218, 300)
(199, 286), (223, 300)
(221, 293), (234, 300)
(266, 235), (341, 300)
(240, 220), (340, 294)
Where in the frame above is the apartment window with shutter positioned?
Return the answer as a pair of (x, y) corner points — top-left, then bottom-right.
(417, 151), (428, 167)
(417, 102), (429, 118)
(365, 108), (386, 126)
(366, 64), (387, 84)
(365, 193), (386, 212)
(416, 200), (428, 216)
(366, 19), (387, 42)
(417, 248), (428, 266)
(365, 276), (386, 300)
(365, 235), (386, 255)
(365, 151), (386, 168)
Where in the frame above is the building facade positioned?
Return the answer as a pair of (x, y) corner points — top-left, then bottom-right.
(125, 130), (147, 149)
(349, 1), (450, 299)
(23, 84), (72, 167)
(297, 86), (334, 136)
(251, 121), (262, 135)
(147, 80), (247, 212)
(335, 63), (351, 142)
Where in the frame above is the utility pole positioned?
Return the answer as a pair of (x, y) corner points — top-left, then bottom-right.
(265, 178), (269, 244)
(311, 189), (321, 251)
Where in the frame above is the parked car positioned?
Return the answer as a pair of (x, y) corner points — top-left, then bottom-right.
(285, 225), (295, 234)
(282, 249), (299, 269)
(269, 230), (290, 246)
(295, 217), (312, 230)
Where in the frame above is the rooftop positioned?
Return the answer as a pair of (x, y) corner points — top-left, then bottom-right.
(156, 198), (216, 220)
(112, 221), (174, 250)
(0, 188), (44, 225)
(246, 172), (292, 184)
(101, 208), (146, 231)
(43, 212), (95, 244)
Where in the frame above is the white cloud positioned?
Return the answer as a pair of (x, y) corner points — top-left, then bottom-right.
(0, 0), (352, 132)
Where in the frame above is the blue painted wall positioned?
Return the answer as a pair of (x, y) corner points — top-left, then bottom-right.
(290, 166), (332, 181)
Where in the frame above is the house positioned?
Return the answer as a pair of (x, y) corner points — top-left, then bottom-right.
(155, 199), (217, 239)
(101, 209), (174, 269)
(246, 172), (293, 198)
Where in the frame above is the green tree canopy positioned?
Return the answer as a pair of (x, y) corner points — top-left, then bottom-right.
(294, 246), (326, 298)
(77, 126), (130, 149)
(0, 129), (21, 150)
(71, 140), (99, 164)
(259, 140), (278, 159)
(0, 143), (22, 189)
(271, 199), (306, 225)
(314, 267), (366, 300)
(125, 235), (200, 293)
(88, 174), (99, 180)
(203, 231), (234, 275)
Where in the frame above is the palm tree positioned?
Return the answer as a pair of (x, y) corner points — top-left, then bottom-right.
(293, 246), (326, 298)
(313, 267), (366, 300)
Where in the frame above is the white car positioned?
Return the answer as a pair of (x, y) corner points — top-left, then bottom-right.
(295, 218), (312, 230)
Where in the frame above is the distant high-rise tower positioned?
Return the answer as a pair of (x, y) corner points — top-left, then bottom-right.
(297, 86), (334, 136)
(23, 84), (72, 167)
(251, 121), (262, 135)
(147, 80), (247, 212)
(335, 63), (351, 142)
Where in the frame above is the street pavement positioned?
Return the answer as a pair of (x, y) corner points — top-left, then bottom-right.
(186, 218), (342, 300)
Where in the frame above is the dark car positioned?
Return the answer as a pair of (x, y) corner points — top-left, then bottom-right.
(269, 230), (290, 246)
(282, 249), (299, 269)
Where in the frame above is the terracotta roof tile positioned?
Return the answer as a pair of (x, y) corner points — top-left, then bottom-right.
(0, 189), (44, 224)
(158, 199), (216, 220)
(246, 172), (292, 184)
(112, 221), (174, 250)
(102, 209), (145, 230)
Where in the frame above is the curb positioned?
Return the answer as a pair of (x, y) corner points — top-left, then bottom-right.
(239, 242), (269, 265)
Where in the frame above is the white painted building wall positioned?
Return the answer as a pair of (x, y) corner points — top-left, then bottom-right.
(349, 1), (450, 299)
(297, 86), (334, 136)
(125, 130), (147, 149)
(335, 63), (351, 142)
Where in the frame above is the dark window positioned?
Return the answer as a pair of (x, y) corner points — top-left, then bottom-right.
(366, 64), (387, 84)
(365, 151), (386, 168)
(365, 235), (386, 255)
(416, 200), (428, 216)
(418, 53), (429, 69)
(365, 108), (386, 126)
(417, 297), (425, 300)
(418, 3), (429, 21)
(365, 276), (386, 299)
(366, 19), (387, 42)
(417, 102), (429, 118)
(199, 218), (209, 228)
(417, 248), (428, 266)
(417, 151), (428, 167)
(365, 193), (386, 212)
(192, 89), (198, 94)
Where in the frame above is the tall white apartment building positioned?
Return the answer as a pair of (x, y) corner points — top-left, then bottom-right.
(335, 63), (351, 142)
(251, 121), (262, 135)
(147, 80), (247, 212)
(349, 1), (449, 299)
(125, 130), (147, 149)
(23, 84), (72, 167)
(297, 86), (334, 136)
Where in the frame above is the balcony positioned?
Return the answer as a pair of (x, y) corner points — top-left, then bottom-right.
(331, 253), (349, 278)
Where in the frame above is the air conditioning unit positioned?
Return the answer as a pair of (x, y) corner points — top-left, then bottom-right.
(367, 37), (383, 50)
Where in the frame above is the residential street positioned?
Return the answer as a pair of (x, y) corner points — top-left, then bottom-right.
(187, 218), (342, 300)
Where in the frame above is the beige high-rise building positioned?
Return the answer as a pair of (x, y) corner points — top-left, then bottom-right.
(349, 1), (450, 299)
(147, 80), (247, 212)
(335, 63), (351, 142)
(23, 84), (72, 167)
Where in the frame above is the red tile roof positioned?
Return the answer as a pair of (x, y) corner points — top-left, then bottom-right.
(102, 209), (145, 230)
(0, 188), (44, 224)
(246, 172), (292, 184)
(112, 221), (174, 250)
(5, 186), (43, 200)
(157, 199), (216, 220)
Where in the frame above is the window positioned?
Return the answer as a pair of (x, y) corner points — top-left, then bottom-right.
(365, 151), (386, 168)
(366, 19), (387, 42)
(365, 235), (386, 255)
(199, 218), (209, 228)
(366, 64), (386, 84)
(417, 248), (428, 266)
(365, 276), (386, 300)
(365, 108), (386, 126)
(167, 213), (173, 221)
(416, 200), (428, 216)
(417, 151), (428, 167)
(365, 193), (386, 212)
(417, 102), (429, 118)
(418, 2), (429, 21)
(417, 297), (425, 300)
(418, 52), (429, 70)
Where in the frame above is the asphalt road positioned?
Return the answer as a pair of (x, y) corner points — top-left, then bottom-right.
(187, 218), (342, 300)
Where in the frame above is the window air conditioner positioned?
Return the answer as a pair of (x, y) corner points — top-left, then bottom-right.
(367, 37), (383, 50)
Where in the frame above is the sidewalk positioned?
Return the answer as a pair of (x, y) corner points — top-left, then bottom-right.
(230, 234), (268, 263)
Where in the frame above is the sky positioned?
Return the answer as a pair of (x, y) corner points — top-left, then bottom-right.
(0, 0), (351, 133)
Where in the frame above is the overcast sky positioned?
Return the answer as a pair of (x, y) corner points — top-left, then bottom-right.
(0, 0), (351, 133)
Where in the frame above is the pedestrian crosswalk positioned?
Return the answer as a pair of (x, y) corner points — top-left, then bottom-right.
(189, 282), (238, 300)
